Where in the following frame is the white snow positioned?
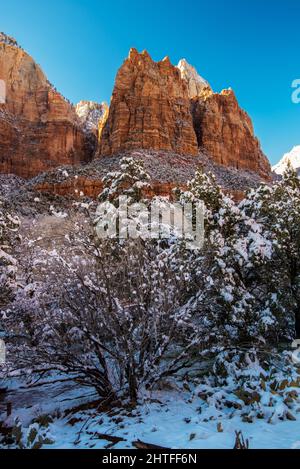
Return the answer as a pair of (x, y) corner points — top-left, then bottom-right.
(272, 146), (300, 176)
(3, 379), (300, 449)
(49, 206), (68, 218)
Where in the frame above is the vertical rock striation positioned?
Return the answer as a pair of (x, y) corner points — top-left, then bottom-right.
(98, 48), (199, 156)
(190, 87), (270, 178)
(98, 50), (270, 179)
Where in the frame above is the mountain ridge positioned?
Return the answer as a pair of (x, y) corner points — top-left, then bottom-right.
(0, 35), (271, 185)
(272, 146), (300, 176)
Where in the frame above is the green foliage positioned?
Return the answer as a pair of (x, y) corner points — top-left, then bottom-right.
(195, 349), (300, 424)
(10, 417), (54, 449)
(180, 164), (300, 346)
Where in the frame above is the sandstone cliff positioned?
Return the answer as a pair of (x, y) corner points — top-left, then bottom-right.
(0, 35), (271, 182)
(98, 48), (199, 156)
(0, 33), (95, 178)
(190, 88), (270, 178)
(99, 51), (270, 180)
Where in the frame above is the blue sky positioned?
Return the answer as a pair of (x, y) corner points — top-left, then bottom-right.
(1, 0), (299, 165)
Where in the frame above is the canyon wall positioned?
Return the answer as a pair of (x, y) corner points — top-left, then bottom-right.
(0, 34), (271, 182)
(190, 88), (270, 179)
(0, 33), (95, 178)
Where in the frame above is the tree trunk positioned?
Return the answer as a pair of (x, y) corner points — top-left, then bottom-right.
(295, 304), (300, 338)
(126, 365), (138, 404)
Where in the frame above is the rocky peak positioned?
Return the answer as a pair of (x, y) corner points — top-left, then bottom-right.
(75, 100), (108, 135)
(272, 146), (300, 176)
(0, 33), (95, 178)
(190, 87), (270, 179)
(98, 48), (199, 156)
(177, 58), (210, 98)
(0, 37), (271, 182)
(98, 49), (270, 179)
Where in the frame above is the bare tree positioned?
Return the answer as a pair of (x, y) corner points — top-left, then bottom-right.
(6, 222), (199, 404)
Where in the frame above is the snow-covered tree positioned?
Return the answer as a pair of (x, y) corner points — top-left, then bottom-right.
(241, 163), (300, 338)
(0, 199), (20, 311)
(99, 157), (151, 205)
(95, 157), (152, 242)
(5, 214), (200, 403)
(177, 167), (287, 350)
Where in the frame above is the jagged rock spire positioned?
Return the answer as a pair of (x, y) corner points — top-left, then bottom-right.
(98, 48), (198, 157)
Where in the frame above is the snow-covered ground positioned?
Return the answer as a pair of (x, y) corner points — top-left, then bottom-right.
(48, 391), (300, 450)
(2, 376), (300, 449)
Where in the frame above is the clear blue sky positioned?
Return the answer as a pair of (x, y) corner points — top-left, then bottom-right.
(1, 0), (300, 165)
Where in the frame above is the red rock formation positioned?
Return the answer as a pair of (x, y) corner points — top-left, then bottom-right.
(99, 51), (270, 180)
(34, 177), (185, 200)
(0, 33), (94, 178)
(98, 48), (199, 156)
(0, 35), (271, 182)
(33, 176), (104, 199)
(190, 88), (270, 179)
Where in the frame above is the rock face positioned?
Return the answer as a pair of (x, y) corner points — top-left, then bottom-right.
(177, 59), (270, 178)
(99, 51), (270, 180)
(0, 35), (271, 181)
(0, 33), (94, 178)
(190, 88), (270, 178)
(98, 48), (199, 157)
(272, 146), (300, 176)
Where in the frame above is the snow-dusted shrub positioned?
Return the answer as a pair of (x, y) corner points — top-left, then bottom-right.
(241, 163), (300, 338)
(5, 222), (200, 403)
(0, 199), (20, 311)
(195, 348), (300, 424)
(177, 168), (297, 348)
